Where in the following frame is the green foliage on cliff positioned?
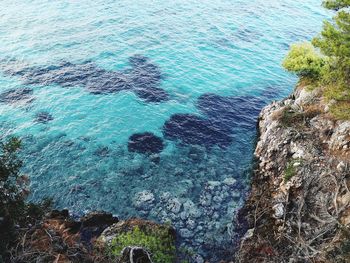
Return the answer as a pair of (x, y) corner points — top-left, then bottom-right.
(282, 42), (327, 80)
(284, 162), (296, 181)
(0, 137), (25, 259)
(313, 0), (350, 88)
(0, 138), (52, 261)
(323, 0), (350, 11)
(283, 0), (350, 120)
(109, 226), (176, 263)
(329, 101), (350, 119)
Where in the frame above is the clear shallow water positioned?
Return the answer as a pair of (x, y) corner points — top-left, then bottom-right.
(0, 0), (329, 261)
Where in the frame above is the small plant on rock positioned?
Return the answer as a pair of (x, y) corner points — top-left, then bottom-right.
(109, 226), (176, 263)
(284, 159), (302, 182)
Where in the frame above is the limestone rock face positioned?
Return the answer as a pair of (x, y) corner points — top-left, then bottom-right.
(238, 86), (350, 262)
(329, 122), (350, 153)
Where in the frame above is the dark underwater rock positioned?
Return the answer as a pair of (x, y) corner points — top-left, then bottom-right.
(163, 113), (232, 148)
(197, 93), (266, 130)
(128, 54), (150, 67)
(128, 54), (167, 102)
(1, 57), (169, 103)
(128, 132), (164, 154)
(0, 88), (34, 104)
(93, 146), (111, 157)
(130, 60), (162, 88)
(134, 86), (169, 102)
(87, 72), (131, 94)
(34, 111), (54, 124)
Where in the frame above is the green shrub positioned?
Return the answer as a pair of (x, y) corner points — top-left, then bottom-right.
(109, 226), (176, 263)
(329, 101), (350, 120)
(283, 1), (350, 121)
(312, 0), (350, 89)
(0, 137), (52, 260)
(283, 42), (327, 80)
(284, 160), (302, 181)
(0, 137), (25, 256)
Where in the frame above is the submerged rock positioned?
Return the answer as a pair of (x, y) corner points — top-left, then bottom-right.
(179, 228), (193, 238)
(0, 88), (34, 104)
(93, 146), (111, 157)
(166, 197), (182, 214)
(197, 93), (266, 130)
(163, 113), (232, 148)
(34, 111), (54, 124)
(1, 57), (169, 103)
(132, 190), (155, 210)
(87, 72), (130, 94)
(134, 86), (169, 103)
(128, 132), (164, 154)
(182, 200), (202, 219)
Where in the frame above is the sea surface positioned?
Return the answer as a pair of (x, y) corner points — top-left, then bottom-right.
(0, 0), (329, 261)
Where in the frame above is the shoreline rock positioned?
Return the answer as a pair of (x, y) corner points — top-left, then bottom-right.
(236, 85), (350, 262)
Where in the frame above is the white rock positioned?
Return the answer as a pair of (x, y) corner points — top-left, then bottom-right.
(243, 228), (254, 240)
(213, 195), (223, 203)
(193, 254), (204, 263)
(207, 181), (221, 190)
(295, 88), (314, 106)
(223, 177), (237, 186)
(132, 190), (155, 209)
(186, 219), (196, 230)
(183, 200), (202, 218)
(179, 228), (193, 238)
(330, 122), (350, 150)
(337, 161), (346, 173)
(293, 162), (301, 167)
(199, 193), (212, 206)
(160, 192), (171, 202)
(166, 197), (182, 214)
(272, 203), (284, 219)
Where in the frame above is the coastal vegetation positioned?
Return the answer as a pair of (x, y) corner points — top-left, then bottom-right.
(109, 225), (176, 263)
(0, 138), (51, 262)
(283, 0), (350, 120)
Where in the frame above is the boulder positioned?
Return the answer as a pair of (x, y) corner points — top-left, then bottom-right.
(119, 246), (153, 263)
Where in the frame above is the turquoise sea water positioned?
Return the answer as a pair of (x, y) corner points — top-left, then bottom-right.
(0, 1), (329, 261)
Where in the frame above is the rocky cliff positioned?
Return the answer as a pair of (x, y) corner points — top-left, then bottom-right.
(237, 85), (350, 262)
